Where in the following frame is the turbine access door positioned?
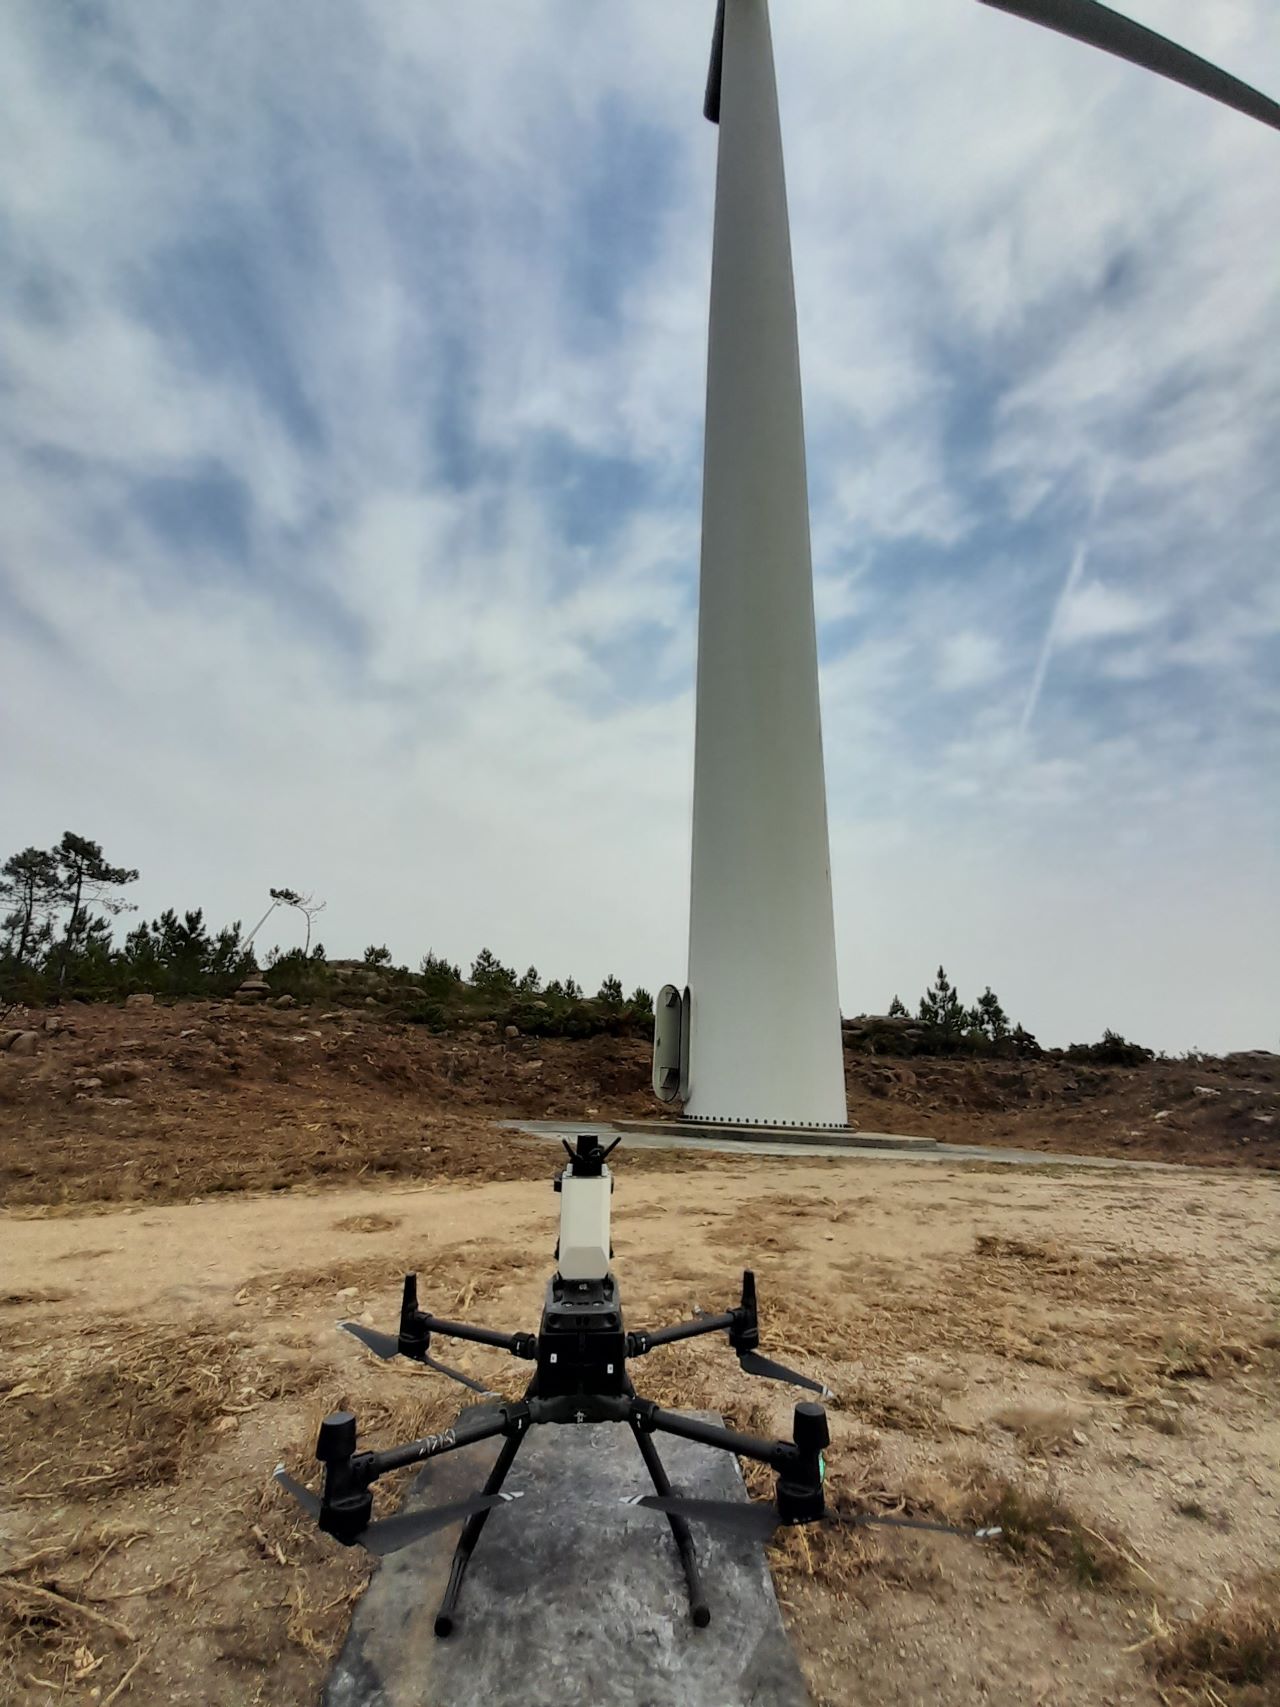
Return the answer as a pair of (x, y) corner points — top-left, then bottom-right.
(652, 984), (689, 1104)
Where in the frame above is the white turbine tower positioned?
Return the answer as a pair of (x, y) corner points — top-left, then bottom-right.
(652, 0), (1279, 1131)
(655, 0), (847, 1131)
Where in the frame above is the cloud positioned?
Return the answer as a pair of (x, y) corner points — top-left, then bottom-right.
(1, 0), (1277, 1055)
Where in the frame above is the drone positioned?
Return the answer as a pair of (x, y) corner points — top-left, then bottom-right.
(274, 1133), (997, 1635)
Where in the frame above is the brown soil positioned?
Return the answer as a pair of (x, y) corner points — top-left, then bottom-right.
(0, 1001), (1275, 1218)
(3, 1140), (1279, 1705)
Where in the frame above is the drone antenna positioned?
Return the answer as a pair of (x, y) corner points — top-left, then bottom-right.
(977, 0), (1280, 134)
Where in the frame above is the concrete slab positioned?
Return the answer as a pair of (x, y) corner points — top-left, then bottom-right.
(611, 1117), (935, 1150)
(505, 1119), (1189, 1171)
(326, 1408), (810, 1707)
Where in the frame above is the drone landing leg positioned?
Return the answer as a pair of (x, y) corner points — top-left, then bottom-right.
(432, 1420), (527, 1638)
(629, 1417), (711, 1628)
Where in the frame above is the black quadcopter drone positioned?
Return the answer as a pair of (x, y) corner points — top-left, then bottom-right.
(275, 1133), (996, 1635)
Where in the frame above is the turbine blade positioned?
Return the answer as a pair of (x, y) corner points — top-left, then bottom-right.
(977, 0), (1280, 133)
(704, 0), (726, 122)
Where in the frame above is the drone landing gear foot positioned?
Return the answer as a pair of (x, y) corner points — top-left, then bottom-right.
(433, 1424), (527, 1639)
(629, 1419), (711, 1628)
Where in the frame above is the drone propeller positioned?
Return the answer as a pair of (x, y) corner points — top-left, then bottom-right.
(625, 1491), (1001, 1546)
(274, 1468), (322, 1519)
(357, 1491), (523, 1557)
(273, 1466), (522, 1556)
(977, 0), (1280, 133)
(738, 1348), (831, 1399)
(730, 1271), (833, 1398)
(339, 1320), (496, 1397)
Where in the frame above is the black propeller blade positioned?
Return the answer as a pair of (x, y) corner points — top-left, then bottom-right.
(340, 1320), (399, 1360)
(358, 1491), (523, 1557)
(273, 1467), (522, 1555)
(978, 0), (1280, 133)
(738, 1348), (831, 1399)
(625, 1492), (1001, 1545)
(274, 1467), (321, 1519)
(339, 1321), (496, 1396)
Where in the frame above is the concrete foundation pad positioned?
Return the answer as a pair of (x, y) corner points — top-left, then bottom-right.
(610, 1117), (935, 1150)
(504, 1119), (1189, 1171)
(325, 1408), (810, 1707)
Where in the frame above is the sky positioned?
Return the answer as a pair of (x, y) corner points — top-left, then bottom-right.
(2, 0), (1277, 1054)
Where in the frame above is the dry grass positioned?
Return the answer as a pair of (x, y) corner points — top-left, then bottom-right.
(1148, 1574), (1280, 1703)
(0, 1323), (323, 1499)
(932, 1466), (1134, 1589)
(0, 1521), (158, 1697)
(330, 1213), (402, 1235)
(993, 1402), (1087, 1457)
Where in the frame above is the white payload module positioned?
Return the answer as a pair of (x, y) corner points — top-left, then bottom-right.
(668, 0), (848, 1129)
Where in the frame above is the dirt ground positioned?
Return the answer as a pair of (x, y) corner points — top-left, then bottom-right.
(0, 1000), (1275, 1219)
(3, 1134), (1279, 1706)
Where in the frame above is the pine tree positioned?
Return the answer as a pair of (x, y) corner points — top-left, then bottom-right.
(0, 847), (61, 964)
(518, 966), (542, 994)
(975, 986), (1010, 1041)
(53, 833), (138, 983)
(917, 966), (966, 1041)
(630, 987), (654, 1016)
(364, 944), (392, 967)
(887, 994), (908, 1018)
(598, 974), (624, 1006)
(470, 948), (517, 993)
(563, 976), (582, 1000)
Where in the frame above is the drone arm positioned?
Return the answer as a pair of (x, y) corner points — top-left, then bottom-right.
(366, 1401), (527, 1480)
(633, 1397), (796, 1474)
(626, 1311), (735, 1357)
(421, 1314), (538, 1360)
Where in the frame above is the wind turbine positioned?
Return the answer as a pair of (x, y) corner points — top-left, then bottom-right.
(654, 0), (1278, 1131)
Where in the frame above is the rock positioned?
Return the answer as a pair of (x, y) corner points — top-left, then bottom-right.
(96, 1060), (146, 1086)
(477, 1020), (498, 1035)
(1, 1030), (22, 1052)
(364, 996), (378, 1007)
(8, 1031), (39, 1056)
(125, 992), (155, 1008)
(74, 1077), (104, 1092)
(504, 1025), (520, 1040)
(43, 1016), (62, 1033)
(1192, 1085), (1221, 1097)
(274, 994), (298, 1009)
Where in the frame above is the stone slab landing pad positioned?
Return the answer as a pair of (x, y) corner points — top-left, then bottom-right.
(325, 1408), (811, 1707)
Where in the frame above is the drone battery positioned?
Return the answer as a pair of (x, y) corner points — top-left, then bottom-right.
(537, 1275), (626, 1397)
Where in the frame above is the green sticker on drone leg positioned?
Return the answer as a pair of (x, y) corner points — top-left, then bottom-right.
(819, 1453), (826, 1481)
